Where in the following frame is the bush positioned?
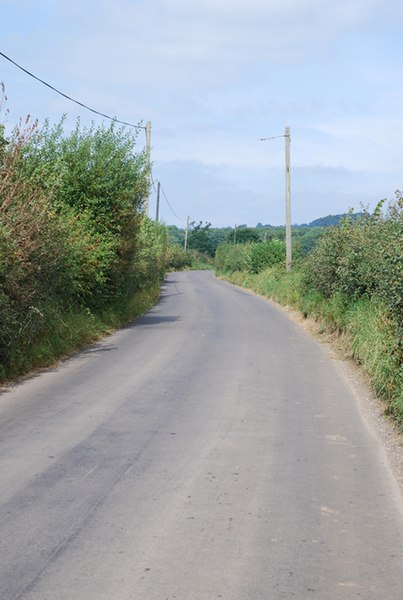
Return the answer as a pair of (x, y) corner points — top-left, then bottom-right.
(305, 195), (402, 320)
(215, 242), (251, 273)
(0, 112), (166, 380)
(248, 240), (286, 273)
(133, 218), (167, 290)
(305, 195), (403, 371)
(165, 244), (193, 270)
(17, 118), (148, 307)
(215, 239), (286, 274)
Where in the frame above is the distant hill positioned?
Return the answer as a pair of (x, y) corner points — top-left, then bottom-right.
(307, 212), (365, 227)
(256, 212), (365, 229)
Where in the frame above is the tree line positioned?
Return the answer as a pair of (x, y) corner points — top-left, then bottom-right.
(167, 221), (328, 260)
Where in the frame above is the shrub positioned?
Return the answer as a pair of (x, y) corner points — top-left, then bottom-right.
(215, 242), (250, 273)
(0, 111), (166, 380)
(305, 196), (402, 315)
(165, 244), (193, 270)
(248, 240), (286, 273)
(133, 218), (167, 290)
(16, 118), (148, 306)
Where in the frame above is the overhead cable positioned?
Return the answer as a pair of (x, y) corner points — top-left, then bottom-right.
(150, 170), (184, 221)
(160, 184), (185, 221)
(0, 50), (144, 130)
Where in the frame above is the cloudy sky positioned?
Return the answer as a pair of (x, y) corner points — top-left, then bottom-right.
(2, 0), (402, 226)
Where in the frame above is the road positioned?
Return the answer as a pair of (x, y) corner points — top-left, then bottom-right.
(0, 270), (402, 600)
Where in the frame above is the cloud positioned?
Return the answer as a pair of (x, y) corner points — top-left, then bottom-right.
(151, 159), (398, 227)
(310, 116), (403, 171)
(2, 0), (402, 226)
(50, 0), (400, 92)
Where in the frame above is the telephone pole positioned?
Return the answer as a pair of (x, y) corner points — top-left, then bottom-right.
(155, 180), (160, 223)
(145, 120), (152, 216)
(184, 216), (190, 251)
(285, 126), (292, 271)
(260, 126), (292, 271)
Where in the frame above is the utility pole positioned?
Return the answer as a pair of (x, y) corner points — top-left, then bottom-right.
(184, 215), (190, 251)
(285, 126), (292, 271)
(155, 180), (160, 223)
(145, 120), (152, 216)
(260, 127), (292, 271)
(234, 224), (237, 244)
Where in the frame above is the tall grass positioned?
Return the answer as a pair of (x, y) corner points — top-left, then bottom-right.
(2, 284), (161, 382)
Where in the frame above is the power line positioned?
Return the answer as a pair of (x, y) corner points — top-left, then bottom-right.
(150, 170), (185, 222)
(151, 173), (158, 193)
(0, 50), (145, 130)
(160, 184), (185, 222)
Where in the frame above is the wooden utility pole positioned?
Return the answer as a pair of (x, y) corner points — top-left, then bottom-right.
(184, 215), (190, 251)
(285, 126), (292, 271)
(260, 127), (292, 271)
(155, 180), (160, 223)
(145, 120), (152, 216)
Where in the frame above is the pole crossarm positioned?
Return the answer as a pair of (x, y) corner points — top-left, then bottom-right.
(260, 134), (286, 141)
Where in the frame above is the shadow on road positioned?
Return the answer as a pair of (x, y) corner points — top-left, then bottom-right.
(81, 344), (118, 355)
(125, 315), (181, 328)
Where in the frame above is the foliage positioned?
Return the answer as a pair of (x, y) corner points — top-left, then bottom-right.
(165, 244), (193, 270)
(0, 110), (166, 381)
(187, 251), (214, 270)
(133, 218), (167, 290)
(165, 243), (214, 271)
(165, 220), (332, 260)
(166, 225), (185, 246)
(231, 226), (260, 244)
(307, 212), (365, 228)
(188, 221), (216, 256)
(215, 239), (286, 274)
(248, 240), (286, 273)
(215, 242), (250, 273)
(305, 195), (402, 323)
(15, 117), (148, 307)
(291, 227), (324, 255)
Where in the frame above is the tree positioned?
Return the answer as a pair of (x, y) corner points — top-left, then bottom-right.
(188, 221), (215, 256)
(228, 226), (260, 244)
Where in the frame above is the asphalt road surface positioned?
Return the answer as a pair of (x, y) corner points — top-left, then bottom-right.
(0, 271), (402, 600)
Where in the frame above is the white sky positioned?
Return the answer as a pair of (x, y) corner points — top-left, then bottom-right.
(1, 0), (402, 226)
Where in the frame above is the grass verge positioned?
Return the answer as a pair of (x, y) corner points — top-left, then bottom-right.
(0, 284), (161, 384)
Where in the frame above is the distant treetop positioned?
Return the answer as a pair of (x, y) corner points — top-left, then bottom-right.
(256, 212), (365, 229)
